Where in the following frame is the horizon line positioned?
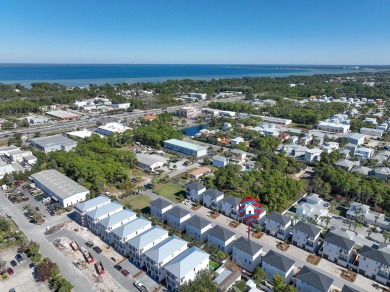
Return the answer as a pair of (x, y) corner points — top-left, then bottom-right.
(0, 63), (389, 66)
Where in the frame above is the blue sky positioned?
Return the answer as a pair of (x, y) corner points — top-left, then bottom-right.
(1, 0), (389, 64)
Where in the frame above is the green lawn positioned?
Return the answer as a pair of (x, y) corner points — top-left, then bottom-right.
(121, 195), (152, 214)
(209, 260), (220, 271)
(154, 183), (185, 203)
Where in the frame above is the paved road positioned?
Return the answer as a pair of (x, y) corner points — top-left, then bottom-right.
(0, 190), (97, 292)
(141, 190), (376, 292)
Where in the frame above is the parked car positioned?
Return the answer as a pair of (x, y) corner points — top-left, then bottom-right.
(92, 246), (102, 254)
(121, 269), (130, 277)
(15, 254), (24, 263)
(10, 260), (17, 267)
(114, 264), (123, 271)
(134, 281), (148, 292)
(85, 241), (94, 248)
(7, 267), (14, 275)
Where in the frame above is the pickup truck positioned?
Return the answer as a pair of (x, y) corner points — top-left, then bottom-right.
(95, 261), (105, 275)
(84, 252), (94, 264)
(134, 281), (148, 292)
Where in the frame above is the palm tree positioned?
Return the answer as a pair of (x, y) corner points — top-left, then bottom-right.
(319, 216), (326, 227)
(383, 231), (390, 243)
(367, 226), (376, 239)
(324, 217), (331, 228)
(374, 215), (379, 226)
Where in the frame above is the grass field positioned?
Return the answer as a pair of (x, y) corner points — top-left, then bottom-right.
(209, 260), (220, 271)
(154, 182), (185, 203)
(121, 195), (152, 214)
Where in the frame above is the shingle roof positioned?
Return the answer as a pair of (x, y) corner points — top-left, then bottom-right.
(267, 211), (291, 225)
(341, 285), (360, 292)
(232, 237), (262, 256)
(222, 195), (241, 207)
(296, 265), (334, 292)
(203, 188), (224, 199)
(208, 225), (235, 241)
(150, 198), (172, 209)
(186, 182), (206, 191)
(293, 221), (321, 237)
(262, 250), (294, 272)
(360, 245), (390, 266)
(186, 215), (211, 229)
(167, 206), (191, 219)
(324, 232), (355, 250)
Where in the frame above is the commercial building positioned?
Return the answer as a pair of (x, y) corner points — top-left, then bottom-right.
(257, 115), (292, 125)
(45, 110), (80, 120)
(27, 116), (49, 124)
(112, 103), (131, 109)
(176, 106), (199, 118)
(360, 127), (383, 137)
(0, 164), (16, 179)
(95, 122), (131, 136)
(67, 129), (94, 139)
(30, 169), (90, 207)
(6, 149), (33, 162)
(317, 121), (350, 134)
(163, 139), (207, 157)
(187, 93), (207, 100)
(30, 135), (78, 153)
(136, 153), (168, 171)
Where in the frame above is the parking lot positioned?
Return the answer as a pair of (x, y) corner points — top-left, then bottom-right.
(0, 246), (51, 292)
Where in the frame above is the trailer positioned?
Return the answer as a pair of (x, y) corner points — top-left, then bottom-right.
(95, 261), (105, 275)
(69, 241), (80, 251)
(84, 252), (94, 264)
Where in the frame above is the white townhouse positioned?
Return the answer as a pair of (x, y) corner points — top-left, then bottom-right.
(150, 198), (173, 223)
(232, 237), (262, 273)
(111, 217), (152, 256)
(127, 226), (169, 268)
(321, 231), (355, 267)
(203, 188), (224, 209)
(145, 236), (188, 282)
(265, 211), (291, 240)
(262, 250), (295, 285)
(296, 265), (334, 292)
(166, 206), (191, 233)
(97, 209), (137, 244)
(185, 215), (212, 243)
(292, 221), (322, 253)
(221, 195), (241, 218)
(74, 195), (111, 225)
(358, 245), (390, 286)
(185, 182), (206, 203)
(165, 247), (209, 292)
(207, 225), (236, 254)
(85, 202), (124, 230)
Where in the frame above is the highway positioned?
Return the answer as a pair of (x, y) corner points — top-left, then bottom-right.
(0, 96), (243, 141)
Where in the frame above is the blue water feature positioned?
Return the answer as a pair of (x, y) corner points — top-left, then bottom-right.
(180, 124), (208, 136)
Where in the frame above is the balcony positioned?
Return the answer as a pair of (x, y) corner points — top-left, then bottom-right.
(277, 229), (285, 235)
(305, 240), (314, 247)
(338, 253), (349, 262)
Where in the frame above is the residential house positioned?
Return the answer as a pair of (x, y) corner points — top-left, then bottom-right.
(304, 148), (322, 162)
(231, 137), (244, 145)
(111, 217), (152, 256)
(358, 245), (390, 285)
(145, 235), (188, 282)
(85, 202), (124, 231)
(351, 165), (372, 176)
(346, 202), (390, 230)
(295, 193), (329, 222)
(150, 198), (173, 223)
(189, 167), (211, 179)
(232, 237), (263, 273)
(334, 159), (358, 171)
(321, 231), (355, 267)
(165, 247), (209, 291)
(288, 136), (299, 144)
(278, 133), (290, 142)
(74, 195), (111, 225)
(221, 195), (241, 218)
(300, 135), (313, 146)
(265, 211), (291, 240)
(312, 136), (324, 146)
(355, 147), (374, 160)
(262, 250), (295, 284)
(296, 265), (334, 292)
(128, 226), (169, 268)
(363, 117), (377, 125)
(213, 155), (229, 167)
(292, 221), (322, 253)
(207, 225), (236, 254)
(231, 149), (246, 163)
(185, 215), (212, 242)
(214, 266), (241, 291)
(345, 133), (365, 145)
(166, 206), (191, 233)
(97, 209), (137, 244)
(186, 182), (206, 203)
(202, 188), (224, 209)
(282, 144), (309, 158)
(222, 122), (232, 131)
(372, 167), (390, 181)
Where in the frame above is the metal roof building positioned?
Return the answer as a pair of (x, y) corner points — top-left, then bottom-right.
(30, 134), (78, 153)
(31, 169), (90, 207)
(163, 139), (207, 157)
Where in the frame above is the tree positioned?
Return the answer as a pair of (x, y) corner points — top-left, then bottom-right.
(324, 217), (331, 228)
(253, 266), (266, 285)
(374, 215), (379, 226)
(179, 269), (217, 292)
(50, 275), (74, 292)
(34, 131), (41, 138)
(273, 273), (287, 292)
(352, 221), (362, 233)
(0, 218), (10, 232)
(367, 226), (375, 238)
(383, 231), (390, 243)
(229, 280), (247, 292)
(37, 260), (57, 281)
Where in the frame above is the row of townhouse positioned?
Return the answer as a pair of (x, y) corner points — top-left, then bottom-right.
(75, 196), (210, 291)
(185, 182), (266, 223)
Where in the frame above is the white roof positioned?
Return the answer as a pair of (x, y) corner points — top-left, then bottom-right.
(96, 122), (131, 134)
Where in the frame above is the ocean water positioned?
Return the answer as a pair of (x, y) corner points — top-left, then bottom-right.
(0, 64), (367, 87)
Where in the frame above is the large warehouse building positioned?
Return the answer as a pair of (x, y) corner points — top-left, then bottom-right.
(30, 169), (90, 207)
(163, 139), (207, 157)
(30, 134), (78, 153)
